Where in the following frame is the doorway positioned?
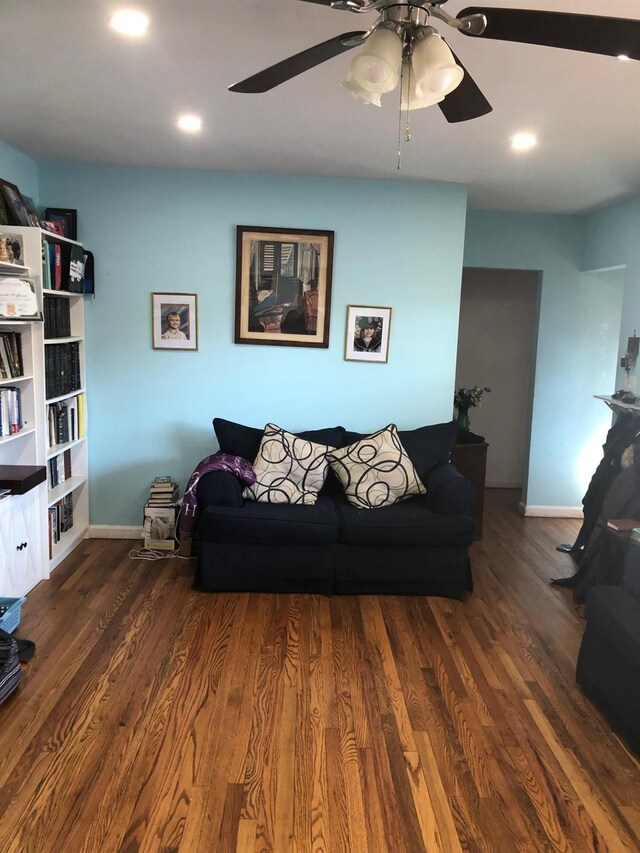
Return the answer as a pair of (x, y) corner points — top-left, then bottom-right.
(455, 267), (540, 495)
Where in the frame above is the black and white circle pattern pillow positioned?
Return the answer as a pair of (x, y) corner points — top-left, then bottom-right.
(243, 423), (335, 505)
(326, 424), (426, 509)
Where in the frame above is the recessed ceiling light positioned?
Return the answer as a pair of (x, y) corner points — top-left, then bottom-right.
(511, 132), (537, 152)
(617, 54), (631, 62)
(177, 115), (203, 134)
(110, 9), (149, 38)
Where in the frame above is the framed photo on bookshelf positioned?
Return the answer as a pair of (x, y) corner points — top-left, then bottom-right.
(235, 225), (334, 348)
(0, 180), (32, 227)
(152, 292), (198, 351)
(344, 305), (392, 363)
(44, 208), (78, 240)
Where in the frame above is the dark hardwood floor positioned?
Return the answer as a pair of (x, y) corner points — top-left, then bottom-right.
(1, 489), (639, 852)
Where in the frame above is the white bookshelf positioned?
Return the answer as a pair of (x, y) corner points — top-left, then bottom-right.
(0, 224), (90, 589)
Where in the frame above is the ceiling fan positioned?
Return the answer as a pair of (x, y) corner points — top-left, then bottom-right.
(229, 2), (640, 123)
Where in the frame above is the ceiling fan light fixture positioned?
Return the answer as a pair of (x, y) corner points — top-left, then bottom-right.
(350, 27), (403, 94)
(341, 71), (382, 106)
(400, 61), (444, 111)
(412, 31), (464, 97)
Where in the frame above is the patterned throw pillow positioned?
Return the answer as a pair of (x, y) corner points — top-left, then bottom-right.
(326, 424), (426, 509)
(243, 423), (335, 505)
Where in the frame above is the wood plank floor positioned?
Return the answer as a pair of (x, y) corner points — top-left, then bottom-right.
(1, 489), (639, 852)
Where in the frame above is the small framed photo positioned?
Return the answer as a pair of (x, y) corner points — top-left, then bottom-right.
(344, 305), (392, 363)
(152, 292), (198, 351)
(235, 225), (334, 348)
(44, 208), (78, 240)
(0, 180), (32, 227)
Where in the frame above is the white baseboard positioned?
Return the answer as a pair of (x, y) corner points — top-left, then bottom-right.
(89, 525), (141, 539)
(518, 503), (583, 518)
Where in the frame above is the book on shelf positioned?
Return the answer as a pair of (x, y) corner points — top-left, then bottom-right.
(68, 243), (85, 293)
(45, 341), (80, 399)
(44, 295), (71, 338)
(606, 518), (640, 532)
(0, 331), (23, 377)
(0, 386), (22, 436)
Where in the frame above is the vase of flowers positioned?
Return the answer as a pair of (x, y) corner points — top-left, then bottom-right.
(454, 385), (491, 432)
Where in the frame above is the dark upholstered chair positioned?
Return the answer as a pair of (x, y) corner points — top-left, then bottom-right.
(576, 546), (640, 753)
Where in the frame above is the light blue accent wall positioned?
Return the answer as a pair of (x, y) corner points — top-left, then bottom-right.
(583, 196), (640, 389)
(0, 141), (39, 202)
(464, 211), (623, 508)
(38, 165), (468, 525)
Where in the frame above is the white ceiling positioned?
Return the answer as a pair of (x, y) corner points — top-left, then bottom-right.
(1, 0), (639, 213)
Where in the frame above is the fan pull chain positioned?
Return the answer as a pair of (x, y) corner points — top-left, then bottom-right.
(397, 58), (412, 170)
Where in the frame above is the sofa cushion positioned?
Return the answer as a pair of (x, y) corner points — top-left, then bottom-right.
(327, 424), (426, 509)
(243, 423), (335, 505)
(213, 417), (345, 462)
(342, 420), (459, 486)
(584, 585), (640, 673)
(197, 496), (339, 546)
(336, 494), (475, 547)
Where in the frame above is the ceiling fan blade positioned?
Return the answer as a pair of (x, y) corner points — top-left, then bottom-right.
(229, 31), (366, 93)
(438, 49), (492, 123)
(458, 7), (640, 60)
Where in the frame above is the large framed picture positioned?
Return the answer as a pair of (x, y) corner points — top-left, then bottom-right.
(0, 180), (32, 227)
(344, 305), (392, 363)
(235, 225), (334, 348)
(152, 292), (198, 351)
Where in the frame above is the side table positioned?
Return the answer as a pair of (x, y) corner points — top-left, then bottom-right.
(451, 441), (488, 540)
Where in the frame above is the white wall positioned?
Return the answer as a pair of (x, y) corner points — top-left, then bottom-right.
(456, 268), (538, 488)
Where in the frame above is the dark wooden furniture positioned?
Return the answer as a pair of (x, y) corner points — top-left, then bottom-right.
(0, 465), (46, 494)
(452, 441), (488, 539)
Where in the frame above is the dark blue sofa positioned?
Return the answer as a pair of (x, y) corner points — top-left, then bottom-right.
(193, 418), (476, 598)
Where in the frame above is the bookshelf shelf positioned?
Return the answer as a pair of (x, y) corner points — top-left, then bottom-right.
(44, 336), (83, 345)
(48, 475), (86, 506)
(47, 436), (86, 460)
(46, 387), (86, 405)
(0, 262), (29, 275)
(0, 428), (37, 445)
(0, 224), (89, 595)
(0, 374), (33, 386)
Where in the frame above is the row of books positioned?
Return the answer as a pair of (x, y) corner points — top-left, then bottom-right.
(48, 448), (72, 489)
(43, 296), (71, 339)
(0, 331), (24, 379)
(41, 240), (85, 293)
(47, 394), (85, 447)
(0, 386), (22, 436)
(48, 494), (74, 557)
(45, 341), (81, 399)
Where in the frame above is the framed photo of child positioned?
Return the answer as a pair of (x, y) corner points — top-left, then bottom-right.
(152, 292), (198, 351)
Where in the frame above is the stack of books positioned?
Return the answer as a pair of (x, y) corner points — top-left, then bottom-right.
(143, 476), (179, 551)
(147, 476), (178, 506)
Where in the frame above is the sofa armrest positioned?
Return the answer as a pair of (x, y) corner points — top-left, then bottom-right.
(425, 462), (475, 515)
(623, 546), (640, 601)
(196, 470), (244, 511)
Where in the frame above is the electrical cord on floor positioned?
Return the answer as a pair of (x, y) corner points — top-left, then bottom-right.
(128, 501), (194, 562)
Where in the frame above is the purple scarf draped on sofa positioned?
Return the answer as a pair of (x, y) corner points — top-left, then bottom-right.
(180, 452), (256, 540)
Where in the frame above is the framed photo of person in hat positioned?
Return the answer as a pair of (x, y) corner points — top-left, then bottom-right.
(345, 305), (392, 363)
